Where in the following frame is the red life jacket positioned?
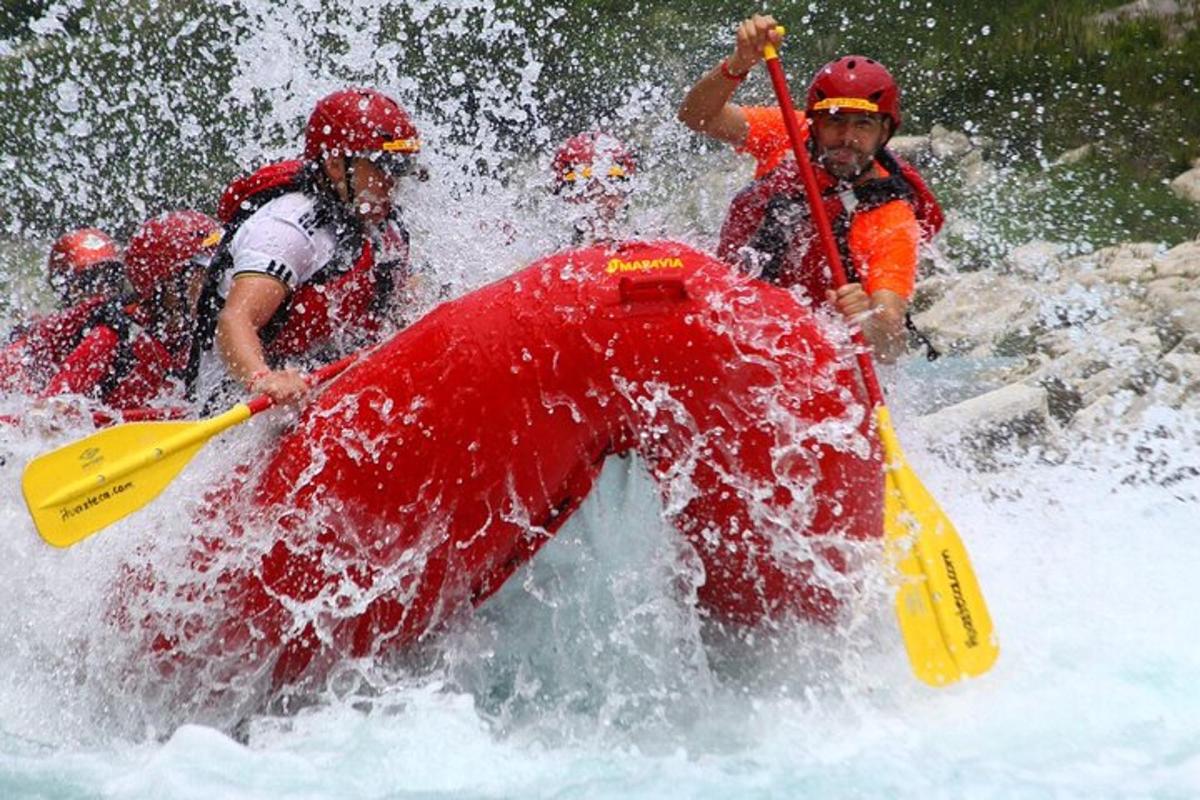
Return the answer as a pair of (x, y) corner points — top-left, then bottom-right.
(216, 160), (308, 225)
(0, 297), (112, 393)
(187, 160), (408, 390)
(717, 147), (943, 304)
(36, 298), (176, 408)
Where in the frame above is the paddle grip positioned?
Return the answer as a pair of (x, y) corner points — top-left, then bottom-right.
(245, 352), (360, 415)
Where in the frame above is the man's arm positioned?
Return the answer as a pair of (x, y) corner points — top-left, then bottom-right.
(677, 14), (782, 145)
(215, 274), (308, 403)
(827, 200), (920, 364)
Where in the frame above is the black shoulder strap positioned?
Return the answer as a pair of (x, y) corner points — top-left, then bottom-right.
(746, 191), (808, 284)
(183, 168), (328, 396)
(183, 239), (233, 398)
(850, 152), (915, 211)
(80, 298), (139, 399)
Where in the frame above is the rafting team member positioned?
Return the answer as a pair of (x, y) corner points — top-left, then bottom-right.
(677, 14), (943, 363)
(187, 87), (422, 406)
(46, 228), (127, 309)
(35, 210), (222, 410)
(0, 229), (128, 394)
(551, 131), (637, 247)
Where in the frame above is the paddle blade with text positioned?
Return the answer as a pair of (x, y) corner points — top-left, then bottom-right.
(879, 407), (999, 685)
(22, 412), (247, 548)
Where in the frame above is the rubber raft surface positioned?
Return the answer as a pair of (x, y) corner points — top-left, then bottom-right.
(140, 240), (884, 689)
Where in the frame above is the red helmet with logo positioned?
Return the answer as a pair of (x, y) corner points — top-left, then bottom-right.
(304, 87), (421, 168)
(124, 211), (222, 299)
(552, 132), (637, 191)
(806, 55), (901, 132)
(48, 228), (123, 302)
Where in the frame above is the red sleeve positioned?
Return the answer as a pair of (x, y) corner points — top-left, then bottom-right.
(41, 325), (121, 398)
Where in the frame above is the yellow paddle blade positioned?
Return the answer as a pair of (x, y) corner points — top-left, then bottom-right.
(877, 405), (999, 686)
(22, 405), (252, 548)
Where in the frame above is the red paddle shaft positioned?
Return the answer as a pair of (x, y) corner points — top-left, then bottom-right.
(762, 46), (886, 407)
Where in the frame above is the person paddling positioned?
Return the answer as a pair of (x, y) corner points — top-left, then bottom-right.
(186, 87), (424, 406)
(678, 14), (942, 363)
(0, 229), (128, 394)
(551, 131), (638, 247)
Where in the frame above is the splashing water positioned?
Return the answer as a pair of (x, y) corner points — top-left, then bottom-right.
(2, 0), (1199, 797)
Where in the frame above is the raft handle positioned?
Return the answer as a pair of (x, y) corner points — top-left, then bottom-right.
(618, 276), (688, 305)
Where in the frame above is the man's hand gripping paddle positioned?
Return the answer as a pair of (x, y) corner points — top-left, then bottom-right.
(21, 354), (357, 548)
(762, 29), (998, 686)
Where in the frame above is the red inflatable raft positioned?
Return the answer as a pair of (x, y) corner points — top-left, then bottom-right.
(137, 240), (883, 690)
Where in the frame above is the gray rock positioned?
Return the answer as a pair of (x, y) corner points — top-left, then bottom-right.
(915, 382), (1052, 466)
(1063, 242), (1160, 286)
(1170, 165), (1200, 204)
(1150, 239), (1200, 279)
(1145, 277), (1200, 337)
(1068, 391), (1139, 439)
(929, 124), (973, 160)
(912, 271), (1041, 354)
(1094, 0), (1196, 24)
(1054, 144), (1093, 166)
(887, 135), (931, 162)
(959, 149), (996, 189)
(1006, 240), (1068, 278)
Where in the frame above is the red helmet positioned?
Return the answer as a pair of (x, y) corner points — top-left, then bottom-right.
(48, 228), (123, 301)
(806, 55), (901, 132)
(124, 210), (222, 298)
(552, 132), (637, 189)
(304, 88), (421, 163)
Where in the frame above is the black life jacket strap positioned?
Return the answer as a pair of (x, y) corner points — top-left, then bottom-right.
(78, 298), (137, 400)
(905, 313), (941, 361)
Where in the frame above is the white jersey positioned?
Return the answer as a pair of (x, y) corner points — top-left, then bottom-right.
(190, 188), (411, 407)
(220, 191), (340, 298)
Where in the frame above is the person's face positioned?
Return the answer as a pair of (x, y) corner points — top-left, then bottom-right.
(559, 165), (631, 221)
(154, 257), (208, 334)
(348, 157), (396, 224)
(812, 111), (890, 180)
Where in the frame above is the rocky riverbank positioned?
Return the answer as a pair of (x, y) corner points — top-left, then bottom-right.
(882, 127), (1199, 474)
(914, 235), (1197, 449)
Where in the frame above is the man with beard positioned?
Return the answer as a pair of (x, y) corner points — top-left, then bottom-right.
(678, 15), (942, 363)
